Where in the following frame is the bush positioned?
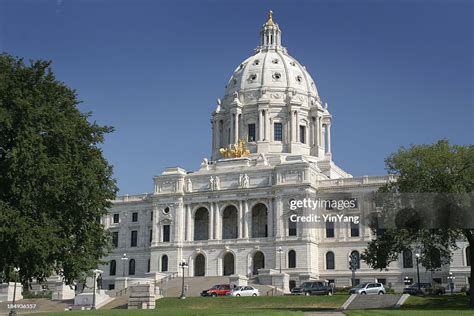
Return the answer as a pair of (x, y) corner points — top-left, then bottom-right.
(22, 290), (52, 299)
(335, 287), (350, 294)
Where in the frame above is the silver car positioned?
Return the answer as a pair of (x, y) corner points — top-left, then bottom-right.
(229, 286), (259, 296)
(349, 282), (385, 295)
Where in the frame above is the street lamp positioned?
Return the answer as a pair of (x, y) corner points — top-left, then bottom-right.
(91, 269), (103, 310)
(448, 272), (455, 295)
(121, 253), (128, 278)
(9, 267), (20, 316)
(415, 253), (421, 292)
(404, 276), (411, 287)
(348, 254), (358, 287)
(277, 247), (284, 273)
(179, 259), (188, 299)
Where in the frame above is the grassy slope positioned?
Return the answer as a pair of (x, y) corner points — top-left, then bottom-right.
(37, 295), (347, 316)
(346, 294), (473, 316)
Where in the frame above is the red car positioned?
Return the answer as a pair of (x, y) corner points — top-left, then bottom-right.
(201, 284), (231, 297)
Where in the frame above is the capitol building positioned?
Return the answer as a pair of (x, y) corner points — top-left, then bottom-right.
(99, 12), (470, 292)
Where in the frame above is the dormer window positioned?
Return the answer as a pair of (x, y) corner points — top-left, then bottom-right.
(290, 61), (296, 66)
(253, 60), (260, 65)
(296, 75), (303, 83)
(250, 74), (257, 81)
(272, 58), (279, 64)
(273, 72), (282, 80)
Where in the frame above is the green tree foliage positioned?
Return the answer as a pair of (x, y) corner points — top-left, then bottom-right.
(361, 140), (474, 306)
(0, 54), (117, 286)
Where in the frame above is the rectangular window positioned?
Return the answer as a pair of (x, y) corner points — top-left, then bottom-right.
(113, 214), (119, 224)
(130, 230), (138, 247)
(149, 229), (153, 245)
(299, 125), (306, 143)
(112, 232), (119, 248)
(350, 222), (360, 237)
(248, 124), (256, 142)
(150, 211), (153, 221)
(163, 225), (170, 242)
(326, 222), (334, 238)
(377, 279), (386, 285)
(288, 220), (297, 236)
(132, 212), (138, 222)
(108, 284), (115, 290)
(274, 122), (283, 141)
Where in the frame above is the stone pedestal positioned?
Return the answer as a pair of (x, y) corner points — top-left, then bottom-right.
(74, 290), (111, 308)
(271, 273), (290, 294)
(114, 277), (128, 291)
(128, 283), (156, 309)
(51, 282), (75, 300)
(0, 283), (23, 302)
(229, 274), (248, 287)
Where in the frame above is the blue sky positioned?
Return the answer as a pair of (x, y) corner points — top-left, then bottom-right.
(1, 0), (472, 194)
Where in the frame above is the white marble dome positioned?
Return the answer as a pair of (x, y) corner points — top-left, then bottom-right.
(224, 50), (319, 99)
(223, 12), (319, 99)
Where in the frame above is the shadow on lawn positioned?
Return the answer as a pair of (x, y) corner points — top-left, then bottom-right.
(402, 295), (471, 310)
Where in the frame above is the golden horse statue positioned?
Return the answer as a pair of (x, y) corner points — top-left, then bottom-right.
(219, 139), (251, 158)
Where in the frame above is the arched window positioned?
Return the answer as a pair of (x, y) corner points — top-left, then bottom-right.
(288, 218), (297, 236)
(467, 247), (471, 267)
(288, 250), (296, 268)
(350, 251), (360, 269)
(161, 255), (168, 272)
(403, 249), (413, 268)
(222, 205), (238, 239)
(251, 203), (268, 238)
(326, 252), (335, 270)
(109, 260), (116, 276)
(129, 259), (136, 275)
(194, 208), (209, 240)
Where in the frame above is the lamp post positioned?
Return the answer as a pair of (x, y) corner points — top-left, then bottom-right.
(179, 259), (188, 299)
(91, 269), (103, 310)
(9, 267), (20, 316)
(277, 247), (284, 273)
(448, 272), (455, 295)
(348, 254), (358, 287)
(121, 253), (128, 278)
(415, 253), (421, 292)
(404, 276), (411, 287)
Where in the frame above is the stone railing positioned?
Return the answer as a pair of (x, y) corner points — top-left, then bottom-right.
(318, 175), (395, 188)
(113, 193), (152, 203)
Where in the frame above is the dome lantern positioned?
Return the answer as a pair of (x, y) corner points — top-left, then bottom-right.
(259, 10), (282, 51)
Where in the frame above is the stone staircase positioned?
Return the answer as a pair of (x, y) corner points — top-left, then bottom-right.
(345, 294), (402, 310)
(159, 276), (283, 298)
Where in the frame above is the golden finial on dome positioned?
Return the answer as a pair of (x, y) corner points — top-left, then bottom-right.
(266, 10), (274, 26)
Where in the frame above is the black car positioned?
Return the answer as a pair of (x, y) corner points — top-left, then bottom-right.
(291, 281), (333, 296)
(403, 283), (445, 295)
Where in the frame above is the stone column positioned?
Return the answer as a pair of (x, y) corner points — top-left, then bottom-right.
(244, 201), (249, 239)
(275, 196), (283, 238)
(295, 111), (299, 142)
(238, 200), (243, 239)
(234, 114), (239, 143)
(321, 124), (326, 153)
(152, 208), (160, 246)
(214, 202), (221, 240)
(289, 111), (294, 142)
(259, 110), (264, 141)
(230, 114), (235, 145)
(186, 205), (192, 241)
(265, 110), (270, 141)
(315, 117), (319, 147)
(327, 124), (331, 155)
(209, 203), (214, 240)
(268, 198), (274, 237)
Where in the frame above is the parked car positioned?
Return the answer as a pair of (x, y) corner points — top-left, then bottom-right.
(229, 286), (259, 296)
(349, 283), (385, 295)
(290, 281), (333, 296)
(201, 284), (231, 297)
(403, 283), (445, 295)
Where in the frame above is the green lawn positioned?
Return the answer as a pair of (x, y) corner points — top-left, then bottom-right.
(346, 294), (473, 316)
(37, 295), (347, 316)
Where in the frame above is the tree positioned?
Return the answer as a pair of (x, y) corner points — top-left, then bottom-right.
(362, 140), (474, 306)
(0, 54), (117, 286)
